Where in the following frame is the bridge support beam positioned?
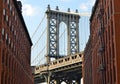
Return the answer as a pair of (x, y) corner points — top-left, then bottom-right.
(54, 79), (61, 84)
(47, 75), (50, 84)
(46, 55), (50, 64)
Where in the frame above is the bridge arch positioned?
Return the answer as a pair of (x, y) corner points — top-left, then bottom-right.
(59, 22), (67, 56)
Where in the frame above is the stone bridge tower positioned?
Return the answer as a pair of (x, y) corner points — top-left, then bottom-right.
(46, 5), (80, 63)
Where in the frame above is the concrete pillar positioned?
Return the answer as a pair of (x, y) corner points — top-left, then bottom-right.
(76, 18), (80, 53)
(46, 8), (50, 59)
(47, 75), (50, 84)
(67, 15), (71, 55)
(46, 56), (50, 64)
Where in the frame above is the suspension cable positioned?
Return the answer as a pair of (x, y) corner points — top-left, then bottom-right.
(64, 28), (65, 55)
(59, 28), (67, 55)
(32, 27), (47, 50)
(31, 14), (46, 38)
(59, 29), (66, 39)
(31, 46), (46, 64)
(36, 57), (46, 66)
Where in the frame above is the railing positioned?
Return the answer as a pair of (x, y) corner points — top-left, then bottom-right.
(35, 53), (83, 74)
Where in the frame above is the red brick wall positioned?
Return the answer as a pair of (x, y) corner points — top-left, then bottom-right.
(114, 10), (120, 84)
(0, 0), (33, 84)
(83, 37), (92, 84)
(84, 0), (120, 84)
(114, 0), (120, 82)
(0, 0), (3, 84)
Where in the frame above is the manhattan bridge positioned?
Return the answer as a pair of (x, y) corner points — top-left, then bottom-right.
(31, 5), (90, 84)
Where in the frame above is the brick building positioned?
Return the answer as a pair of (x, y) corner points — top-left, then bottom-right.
(83, 37), (92, 84)
(0, 0), (33, 84)
(83, 0), (120, 84)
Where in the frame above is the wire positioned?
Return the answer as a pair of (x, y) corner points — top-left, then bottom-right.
(64, 29), (65, 55)
(31, 27), (47, 50)
(36, 57), (45, 66)
(31, 14), (46, 38)
(59, 27), (67, 55)
(59, 29), (66, 39)
(31, 46), (46, 64)
(31, 13), (90, 66)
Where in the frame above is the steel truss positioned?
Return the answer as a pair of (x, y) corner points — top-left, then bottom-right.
(46, 5), (80, 62)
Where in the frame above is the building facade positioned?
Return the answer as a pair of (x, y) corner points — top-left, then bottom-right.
(83, 37), (92, 84)
(0, 0), (33, 84)
(84, 0), (120, 84)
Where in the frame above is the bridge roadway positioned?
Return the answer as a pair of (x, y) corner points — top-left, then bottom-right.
(34, 52), (83, 84)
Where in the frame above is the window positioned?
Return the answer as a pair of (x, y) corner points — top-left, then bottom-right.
(7, 17), (9, 26)
(2, 28), (5, 40)
(7, 0), (10, 5)
(11, 42), (13, 49)
(3, 9), (6, 21)
(14, 30), (16, 36)
(2, 28), (5, 36)
(3, 9), (6, 16)
(3, 0), (5, 3)
(12, 10), (15, 16)
(10, 5), (12, 11)
(10, 4), (12, 15)
(6, 33), (8, 40)
(9, 20), (11, 27)
(6, 33), (8, 45)
(6, 15), (8, 22)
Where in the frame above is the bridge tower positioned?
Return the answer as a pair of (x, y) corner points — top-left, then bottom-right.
(46, 5), (80, 63)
